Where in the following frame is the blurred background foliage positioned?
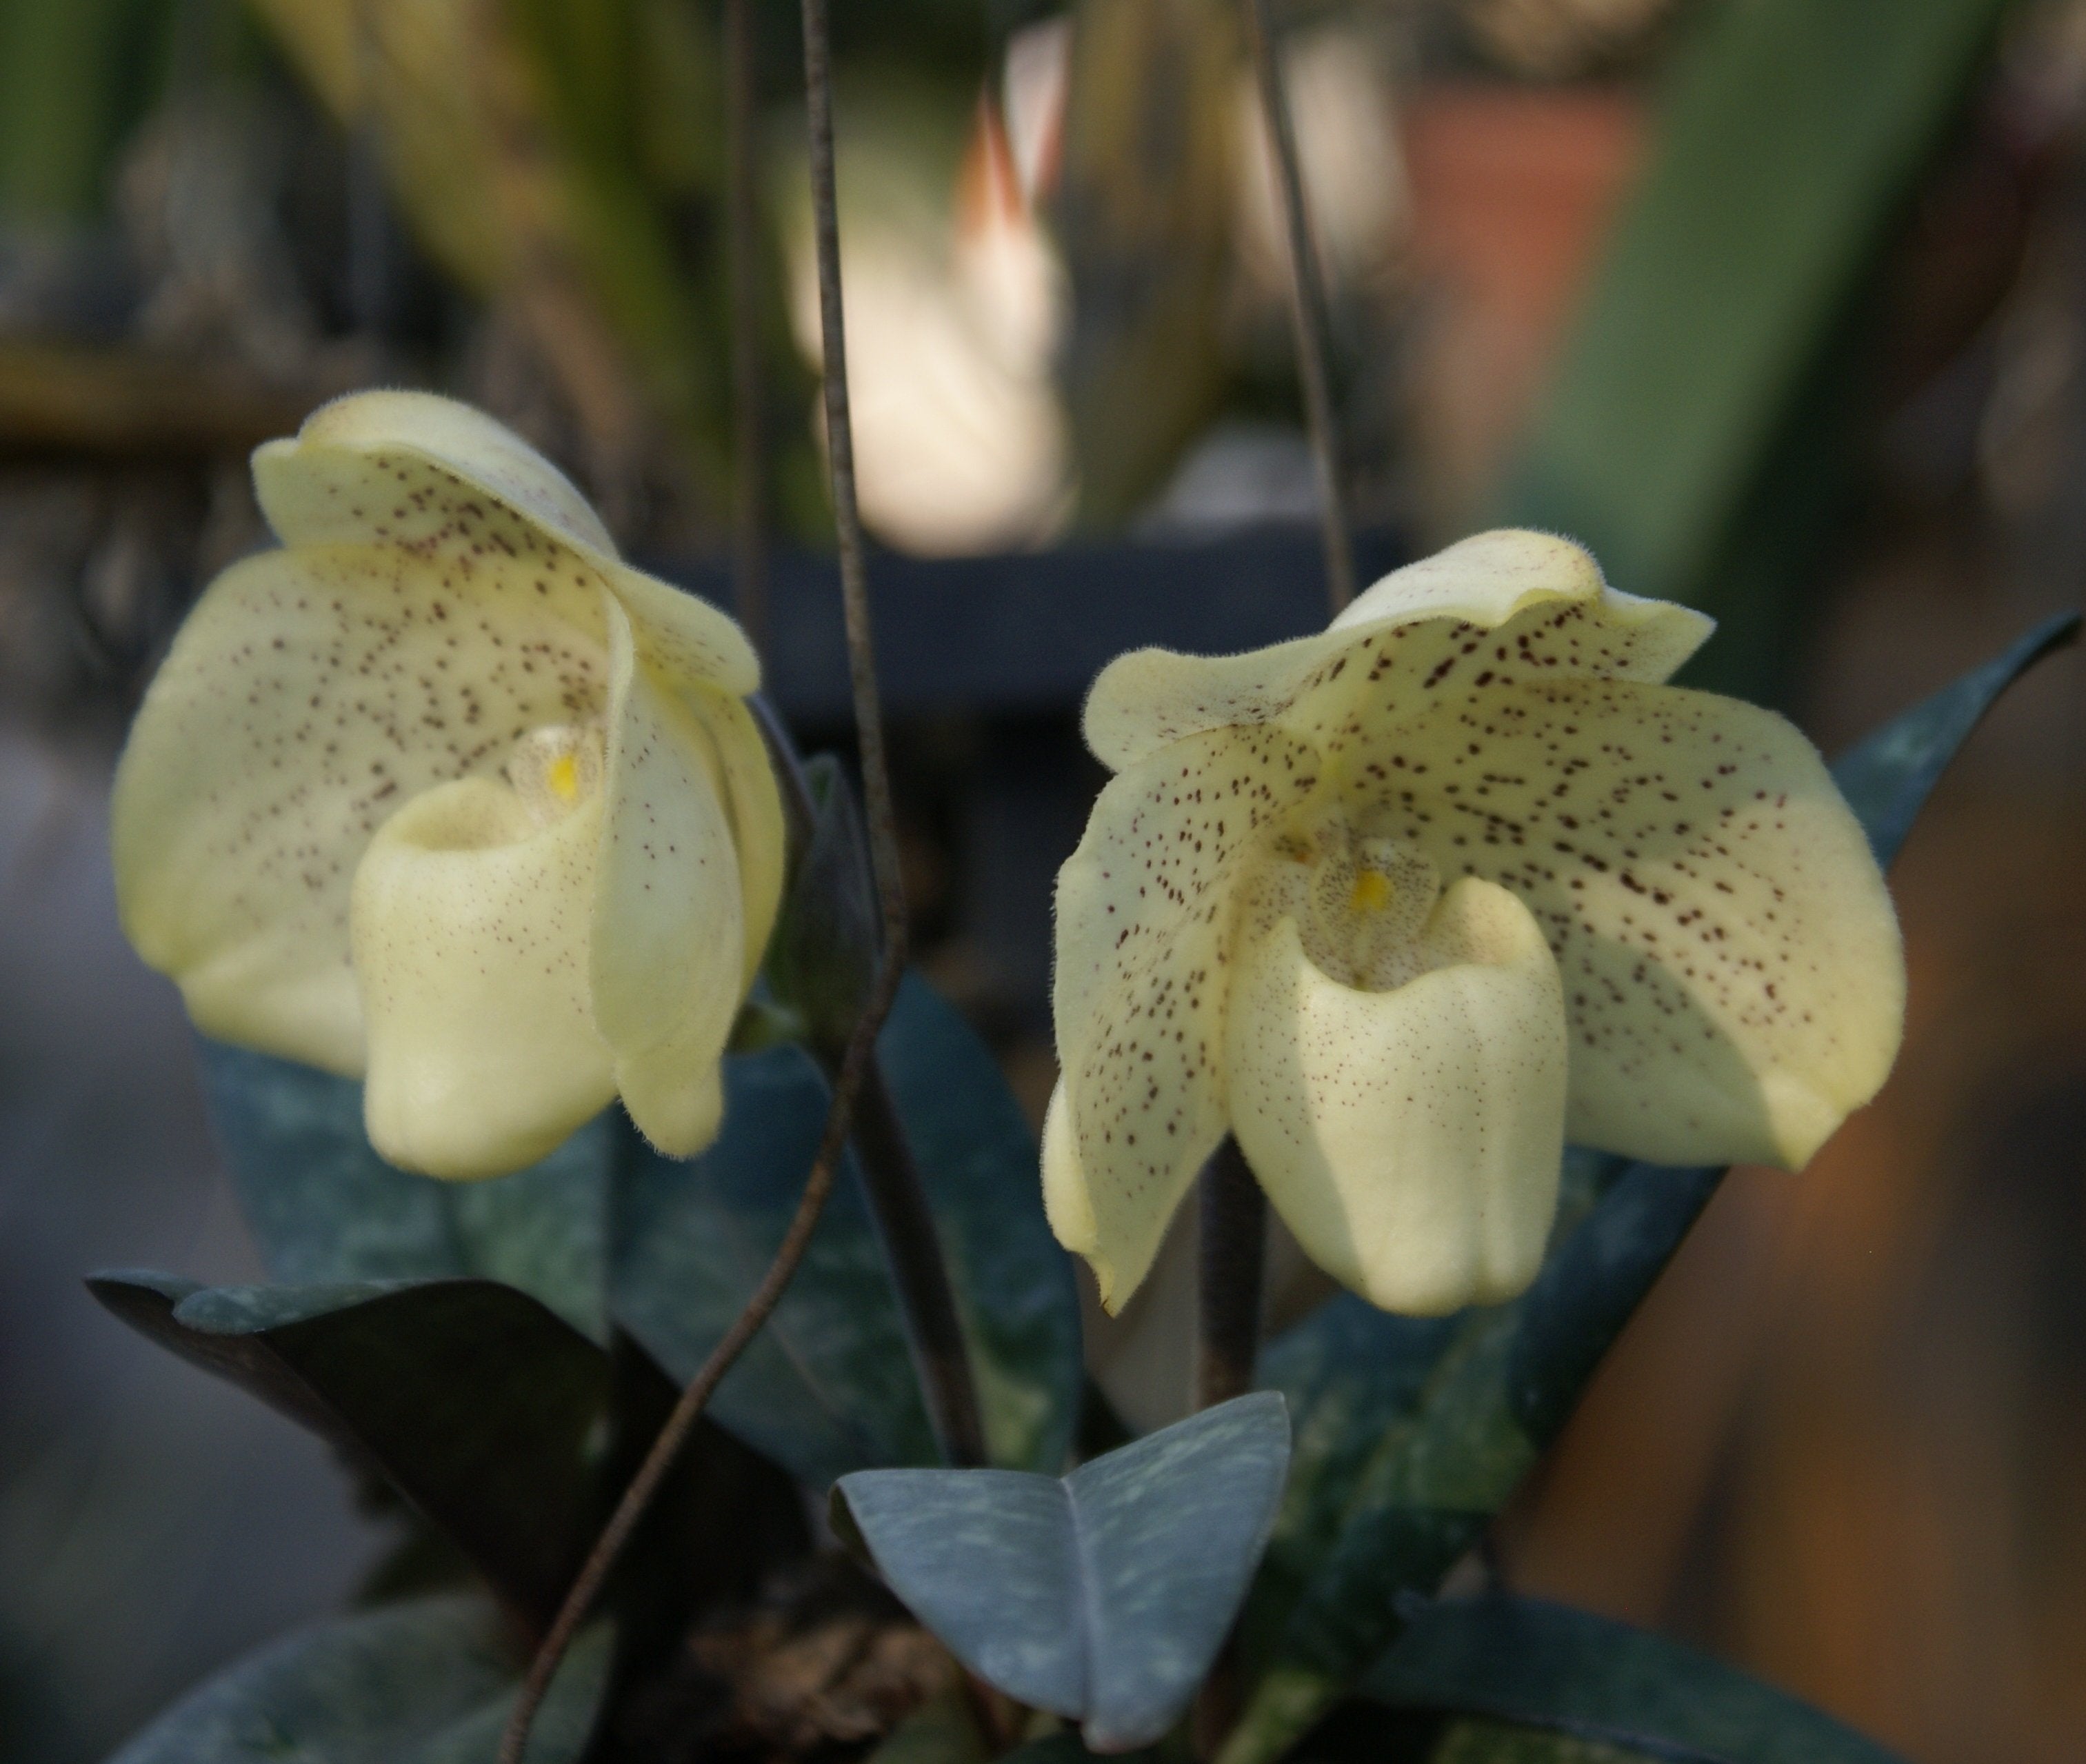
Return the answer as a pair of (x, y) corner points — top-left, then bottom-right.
(1, 0), (2083, 1761)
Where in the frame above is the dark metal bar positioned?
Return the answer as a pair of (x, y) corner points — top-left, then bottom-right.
(659, 525), (1406, 722)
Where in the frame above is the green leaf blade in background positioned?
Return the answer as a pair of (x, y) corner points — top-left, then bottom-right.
(1357, 1594), (1905, 1764)
(613, 973), (1081, 1486)
(87, 1274), (610, 1630)
(836, 1392), (1291, 1754)
(200, 1041), (613, 1341)
(1502, 0), (2012, 650)
(103, 1594), (610, 1764)
(1224, 616), (2078, 1764)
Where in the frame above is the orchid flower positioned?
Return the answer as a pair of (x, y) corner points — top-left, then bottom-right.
(1045, 531), (1904, 1314)
(112, 392), (783, 1179)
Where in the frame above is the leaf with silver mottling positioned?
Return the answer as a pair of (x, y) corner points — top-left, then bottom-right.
(837, 1392), (1290, 1752)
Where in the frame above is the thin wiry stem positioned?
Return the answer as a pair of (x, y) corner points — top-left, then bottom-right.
(726, 0), (768, 658)
(801, 0), (908, 960)
(496, 960), (901, 1764)
(754, 702), (987, 1469)
(499, 3), (922, 1754)
(839, 1051), (988, 1465)
(1243, 0), (1354, 616)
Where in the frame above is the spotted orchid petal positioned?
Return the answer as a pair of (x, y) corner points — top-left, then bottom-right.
(112, 391), (783, 1178)
(693, 688), (788, 989)
(1083, 531), (1712, 773)
(1048, 530), (1905, 1316)
(109, 536), (608, 1077)
(1048, 724), (1325, 1310)
(1336, 675), (1903, 1167)
(590, 600), (747, 1156)
(1225, 879), (1567, 1314)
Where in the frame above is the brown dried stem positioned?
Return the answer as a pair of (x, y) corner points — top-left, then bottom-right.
(496, 960), (902, 1764)
(726, 0), (768, 659)
(499, 1), (921, 1755)
(1243, 0), (1354, 616)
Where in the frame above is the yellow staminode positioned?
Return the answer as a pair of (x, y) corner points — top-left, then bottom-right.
(111, 391), (785, 1180)
(1045, 530), (1905, 1317)
(1350, 869), (1392, 914)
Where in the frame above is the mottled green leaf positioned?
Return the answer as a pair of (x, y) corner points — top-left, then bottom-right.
(836, 1392), (1290, 1752)
(105, 1594), (608, 1764)
(200, 1041), (613, 1339)
(613, 974), (1081, 1485)
(89, 1274), (609, 1627)
(1358, 1596), (1903, 1763)
(1224, 618), (2075, 1764)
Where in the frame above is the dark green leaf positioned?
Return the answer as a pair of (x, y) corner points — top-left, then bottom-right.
(89, 1274), (609, 1628)
(200, 1041), (613, 1339)
(614, 974), (1081, 1484)
(1303, 1707), (1645, 1763)
(836, 1392), (1290, 1752)
(992, 1736), (1125, 1764)
(861, 1689), (990, 1764)
(1226, 619), (2074, 1764)
(765, 752), (880, 1048)
(614, 1043), (936, 1485)
(104, 1594), (609, 1764)
(1358, 1596), (1903, 1764)
(873, 976), (1083, 1475)
(992, 1737), (1135, 1764)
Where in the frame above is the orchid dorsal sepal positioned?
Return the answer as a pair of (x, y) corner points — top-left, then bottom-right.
(1047, 529), (1905, 1316)
(111, 390), (785, 1179)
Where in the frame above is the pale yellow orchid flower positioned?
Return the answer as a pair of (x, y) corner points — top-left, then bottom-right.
(112, 392), (783, 1179)
(1045, 531), (1904, 1315)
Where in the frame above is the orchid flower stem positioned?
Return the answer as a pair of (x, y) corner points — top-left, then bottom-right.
(828, 1045), (990, 1467)
(796, 0), (981, 1446)
(726, 0), (768, 659)
(500, 3), (915, 1755)
(1196, 1136), (1267, 1409)
(1192, 1139), (1265, 1760)
(1191, 1141), (1265, 1763)
(1243, 0), (1354, 616)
